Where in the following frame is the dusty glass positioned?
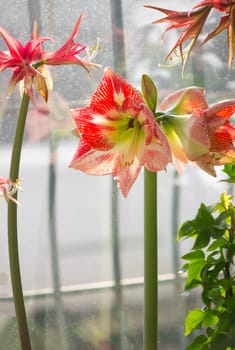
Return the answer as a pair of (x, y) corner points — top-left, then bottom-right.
(0, 0), (233, 349)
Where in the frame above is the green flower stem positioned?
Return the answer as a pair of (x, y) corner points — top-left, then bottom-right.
(8, 92), (32, 350)
(144, 168), (157, 350)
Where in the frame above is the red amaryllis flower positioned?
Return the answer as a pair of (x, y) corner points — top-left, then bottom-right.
(158, 86), (235, 175)
(69, 67), (171, 197)
(41, 13), (99, 71)
(0, 12), (99, 102)
(144, 5), (212, 73)
(0, 177), (22, 204)
(0, 22), (51, 101)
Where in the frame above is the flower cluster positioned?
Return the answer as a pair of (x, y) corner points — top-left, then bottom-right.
(1, 7), (235, 200)
(70, 68), (235, 196)
(2, 6), (235, 350)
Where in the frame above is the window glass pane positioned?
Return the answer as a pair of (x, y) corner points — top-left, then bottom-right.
(0, 1), (233, 349)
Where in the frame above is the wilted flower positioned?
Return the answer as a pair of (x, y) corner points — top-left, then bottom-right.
(70, 67), (171, 197)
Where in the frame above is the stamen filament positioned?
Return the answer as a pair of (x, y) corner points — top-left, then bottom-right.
(125, 119), (141, 166)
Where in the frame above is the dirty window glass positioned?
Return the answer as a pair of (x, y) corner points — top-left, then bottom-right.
(0, 1), (233, 349)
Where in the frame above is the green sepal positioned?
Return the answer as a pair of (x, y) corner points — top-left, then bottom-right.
(141, 74), (158, 112)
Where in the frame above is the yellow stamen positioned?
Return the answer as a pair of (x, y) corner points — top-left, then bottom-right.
(124, 119), (141, 166)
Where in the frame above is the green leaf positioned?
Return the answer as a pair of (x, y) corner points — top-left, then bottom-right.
(210, 228), (227, 239)
(214, 211), (230, 226)
(215, 312), (231, 333)
(202, 310), (219, 327)
(185, 335), (208, 350)
(223, 163), (235, 177)
(226, 296), (235, 311)
(218, 278), (233, 290)
(207, 238), (226, 252)
(182, 250), (205, 261)
(193, 232), (210, 249)
(185, 278), (202, 290)
(141, 74), (157, 112)
(210, 333), (231, 350)
(202, 288), (213, 307)
(201, 261), (225, 286)
(185, 309), (205, 336)
(194, 204), (214, 233)
(219, 177), (235, 184)
(228, 323), (235, 343)
(210, 222), (228, 239)
(180, 203), (220, 246)
(207, 327), (214, 337)
(178, 220), (196, 239)
(183, 250), (205, 289)
(207, 288), (225, 306)
(178, 200), (228, 244)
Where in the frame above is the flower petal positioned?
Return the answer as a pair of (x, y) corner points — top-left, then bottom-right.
(159, 87), (208, 114)
(42, 13), (90, 69)
(90, 67), (144, 113)
(69, 140), (115, 175)
(144, 123), (172, 171)
(206, 99), (235, 128)
(71, 107), (115, 151)
(161, 122), (188, 163)
(113, 157), (142, 197)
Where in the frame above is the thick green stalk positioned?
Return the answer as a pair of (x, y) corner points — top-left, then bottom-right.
(8, 92), (32, 350)
(144, 168), (157, 350)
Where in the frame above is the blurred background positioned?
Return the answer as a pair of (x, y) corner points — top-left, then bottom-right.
(0, 0), (234, 349)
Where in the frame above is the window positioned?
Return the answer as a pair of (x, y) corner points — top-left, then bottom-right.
(0, 1), (233, 349)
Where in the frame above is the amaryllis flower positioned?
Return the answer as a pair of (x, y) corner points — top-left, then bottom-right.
(0, 177), (22, 204)
(193, 0), (235, 68)
(69, 67), (171, 197)
(145, 1), (235, 71)
(144, 5), (212, 73)
(158, 86), (235, 175)
(0, 12), (99, 102)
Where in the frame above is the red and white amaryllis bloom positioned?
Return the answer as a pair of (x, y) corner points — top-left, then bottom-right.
(158, 86), (235, 175)
(70, 67), (171, 197)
